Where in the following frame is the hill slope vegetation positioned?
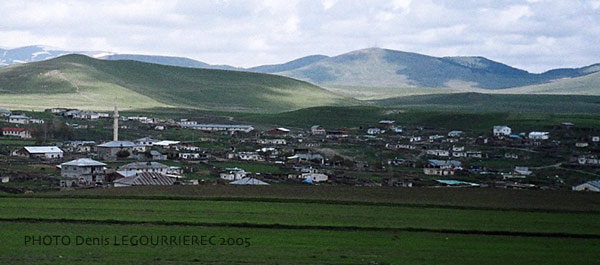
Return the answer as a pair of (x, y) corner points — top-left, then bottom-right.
(0, 54), (353, 112)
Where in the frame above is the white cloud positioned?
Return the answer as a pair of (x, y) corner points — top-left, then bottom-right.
(0, 0), (598, 72)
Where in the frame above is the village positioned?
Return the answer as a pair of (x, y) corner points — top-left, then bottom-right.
(1, 106), (599, 193)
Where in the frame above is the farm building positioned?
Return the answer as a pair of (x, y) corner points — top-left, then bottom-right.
(113, 172), (175, 187)
(13, 146), (63, 160)
(2, 127), (32, 139)
(572, 180), (600, 192)
(60, 158), (107, 185)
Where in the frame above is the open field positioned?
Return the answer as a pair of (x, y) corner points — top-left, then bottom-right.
(2, 222), (599, 265)
(1, 187), (600, 264)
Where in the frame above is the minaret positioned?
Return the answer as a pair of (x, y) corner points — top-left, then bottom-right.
(113, 101), (119, 141)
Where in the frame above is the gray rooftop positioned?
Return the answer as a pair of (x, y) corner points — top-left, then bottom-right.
(61, 158), (106, 167)
(97, 141), (136, 148)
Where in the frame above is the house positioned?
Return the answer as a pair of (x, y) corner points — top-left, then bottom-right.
(378, 120), (396, 128)
(576, 142), (589, 148)
(493, 126), (511, 136)
(267, 127), (290, 135)
(113, 172), (175, 187)
(154, 125), (166, 131)
(178, 119), (197, 126)
(29, 118), (44, 124)
(45, 108), (68, 114)
(426, 149), (450, 157)
(528, 132), (549, 140)
(592, 136), (600, 143)
(220, 168), (247, 181)
(466, 151), (483, 158)
(180, 123), (254, 133)
(447, 130), (464, 137)
(238, 152), (263, 161)
(97, 141), (136, 160)
(229, 177), (269, 185)
(423, 159), (462, 176)
(134, 137), (159, 146)
(367, 128), (383, 135)
(505, 153), (519, 159)
(452, 146), (465, 152)
(578, 156), (599, 165)
(1, 176), (9, 183)
(9, 115), (30, 124)
(63, 141), (96, 153)
(572, 180), (600, 192)
(13, 146), (63, 160)
(118, 162), (170, 175)
(257, 139), (287, 145)
(178, 152), (201, 160)
(2, 127), (32, 139)
(150, 150), (166, 160)
(288, 153), (325, 164)
(326, 130), (348, 138)
(301, 172), (329, 182)
(0, 108), (11, 117)
(514, 166), (532, 175)
(410, 136), (422, 142)
(311, 125), (326, 135)
(60, 158), (107, 185)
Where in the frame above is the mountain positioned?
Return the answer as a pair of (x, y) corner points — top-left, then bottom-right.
(247, 55), (329, 73)
(266, 48), (600, 99)
(0, 45), (109, 66)
(100, 54), (241, 71)
(0, 54), (353, 112)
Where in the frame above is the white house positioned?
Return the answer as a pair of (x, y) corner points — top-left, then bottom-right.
(220, 168), (247, 181)
(367, 128), (383, 135)
(14, 146), (63, 160)
(493, 126), (511, 136)
(426, 149), (450, 157)
(572, 180), (600, 192)
(528, 132), (549, 140)
(9, 115), (30, 124)
(300, 173), (328, 182)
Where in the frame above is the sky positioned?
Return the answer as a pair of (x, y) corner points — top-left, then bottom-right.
(1, 0), (599, 73)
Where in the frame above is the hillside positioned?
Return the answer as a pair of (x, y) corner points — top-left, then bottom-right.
(0, 54), (353, 112)
(101, 54), (241, 71)
(371, 93), (600, 114)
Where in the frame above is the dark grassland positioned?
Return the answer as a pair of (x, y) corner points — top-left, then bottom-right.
(1, 187), (600, 264)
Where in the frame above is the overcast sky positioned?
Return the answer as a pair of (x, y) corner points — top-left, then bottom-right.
(1, 0), (599, 72)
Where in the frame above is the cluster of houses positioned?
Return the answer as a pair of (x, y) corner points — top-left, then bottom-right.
(2, 105), (600, 191)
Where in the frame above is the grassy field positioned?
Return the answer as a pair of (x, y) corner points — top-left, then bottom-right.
(1, 186), (600, 264)
(372, 93), (600, 114)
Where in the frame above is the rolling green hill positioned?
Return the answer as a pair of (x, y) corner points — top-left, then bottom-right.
(0, 54), (354, 112)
